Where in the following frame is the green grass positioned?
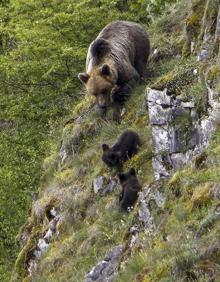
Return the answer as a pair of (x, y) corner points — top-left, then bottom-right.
(12, 0), (220, 280)
(116, 127), (220, 281)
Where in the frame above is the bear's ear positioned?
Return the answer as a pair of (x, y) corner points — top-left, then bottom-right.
(100, 64), (110, 76)
(102, 144), (109, 152)
(118, 173), (126, 182)
(129, 168), (136, 176)
(78, 73), (90, 84)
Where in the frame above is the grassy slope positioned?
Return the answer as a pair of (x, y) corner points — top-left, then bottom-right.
(31, 81), (156, 282)
(12, 0), (220, 281)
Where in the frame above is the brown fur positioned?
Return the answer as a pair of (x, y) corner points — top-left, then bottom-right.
(102, 130), (141, 169)
(118, 168), (141, 211)
(78, 21), (150, 116)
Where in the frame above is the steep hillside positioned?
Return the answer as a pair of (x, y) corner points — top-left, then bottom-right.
(11, 0), (220, 281)
(0, 0), (172, 279)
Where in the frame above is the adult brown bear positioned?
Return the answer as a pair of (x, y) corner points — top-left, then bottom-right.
(78, 21), (150, 120)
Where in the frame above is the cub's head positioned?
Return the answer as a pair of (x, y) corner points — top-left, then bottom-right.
(78, 64), (115, 109)
(117, 168), (141, 189)
(101, 143), (121, 168)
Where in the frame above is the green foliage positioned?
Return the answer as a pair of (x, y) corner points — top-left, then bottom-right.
(0, 0), (181, 280)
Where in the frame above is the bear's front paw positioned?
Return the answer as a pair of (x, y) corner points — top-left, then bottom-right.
(99, 107), (108, 118)
(113, 108), (122, 123)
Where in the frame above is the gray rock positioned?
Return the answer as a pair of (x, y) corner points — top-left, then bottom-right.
(211, 183), (220, 200)
(169, 128), (185, 153)
(27, 210), (61, 278)
(49, 216), (60, 232)
(170, 153), (188, 169)
(147, 88), (172, 106)
(44, 229), (53, 243)
(130, 226), (139, 235)
(33, 202), (45, 224)
(138, 184), (165, 232)
(50, 207), (57, 218)
(85, 245), (124, 282)
(191, 41), (195, 53)
(93, 176), (105, 194)
(104, 245), (123, 261)
(152, 155), (171, 180)
(188, 128), (200, 149)
(93, 176), (117, 196)
(147, 86), (220, 180)
(151, 126), (169, 154)
(59, 141), (68, 165)
(197, 4), (220, 62)
(33, 250), (41, 260)
(76, 116), (84, 124)
(150, 188), (166, 208)
(129, 234), (138, 248)
(198, 49), (209, 61)
(37, 239), (49, 253)
(193, 69), (198, 76)
(215, 203), (220, 215)
(149, 104), (170, 125)
(181, 101), (195, 108)
(101, 179), (117, 196)
(28, 260), (37, 277)
(138, 202), (154, 230)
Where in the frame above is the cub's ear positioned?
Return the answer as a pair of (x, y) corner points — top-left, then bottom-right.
(102, 144), (109, 152)
(78, 73), (90, 84)
(117, 173), (125, 182)
(129, 168), (136, 176)
(100, 64), (110, 76)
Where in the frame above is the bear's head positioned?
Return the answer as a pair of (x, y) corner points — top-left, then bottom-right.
(117, 168), (141, 190)
(78, 64), (116, 109)
(101, 143), (121, 168)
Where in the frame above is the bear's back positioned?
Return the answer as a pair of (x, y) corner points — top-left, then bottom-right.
(86, 21), (150, 72)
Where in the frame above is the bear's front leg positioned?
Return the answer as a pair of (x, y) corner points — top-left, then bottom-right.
(111, 102), (122, 123)
(111, 83), (134, 122)
(98, 106), (108, 119)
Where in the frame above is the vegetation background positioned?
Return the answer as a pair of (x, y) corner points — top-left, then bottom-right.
(0, 0), (176, 280)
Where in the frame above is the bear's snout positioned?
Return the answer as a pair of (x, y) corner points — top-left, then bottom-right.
(97, 95), (110, 109)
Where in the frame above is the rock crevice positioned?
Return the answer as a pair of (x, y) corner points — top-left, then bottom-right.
(147, 84), (220, 180)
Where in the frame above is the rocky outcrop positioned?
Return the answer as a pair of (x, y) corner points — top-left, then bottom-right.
(147, 84), (220, 180)
(183, 0), (219, 57)
(138, 183), (165, 231)
(28, 208), (61, 276)
(85, 245), (124, 282)
(197, 1), (219, 61)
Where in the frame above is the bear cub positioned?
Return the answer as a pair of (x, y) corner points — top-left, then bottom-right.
(102, 130), (141, 169)
(118, 168), (141, 211)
